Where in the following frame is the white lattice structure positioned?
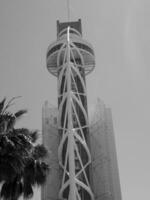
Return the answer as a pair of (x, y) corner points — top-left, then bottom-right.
(46, 20), (95, 200)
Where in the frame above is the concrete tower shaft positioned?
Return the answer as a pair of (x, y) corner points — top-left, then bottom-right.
(46, 20), (95, 200)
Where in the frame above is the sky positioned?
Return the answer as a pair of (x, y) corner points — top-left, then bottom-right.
(0, 0), (150, 199)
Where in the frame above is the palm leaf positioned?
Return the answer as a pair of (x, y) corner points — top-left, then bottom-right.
(0, 161), (16, 182)
(0, 97), (50, 200)
(30, 130), (39, 143)
(2, 97), (21, 114)
(0, 180), (23, 200)
(0, 182), (12, 199)
(11, 179), (23, 200)
(23, 159), (36, 185)
(32, 144), (48, 159)
(23, 182), (33, 199)
(0, 98), (6, 114)
(14, 109), (27, 119)
(34, 161), (49, 185)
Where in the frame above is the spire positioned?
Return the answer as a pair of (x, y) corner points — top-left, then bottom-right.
(67, 0), (70, 22)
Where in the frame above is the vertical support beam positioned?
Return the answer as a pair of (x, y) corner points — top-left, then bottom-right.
(66, 27), (76, 200)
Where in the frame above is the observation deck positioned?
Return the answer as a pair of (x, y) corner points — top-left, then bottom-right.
(46, 19), (95, 76)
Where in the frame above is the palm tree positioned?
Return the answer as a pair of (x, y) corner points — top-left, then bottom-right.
(0, 98), (49, 200)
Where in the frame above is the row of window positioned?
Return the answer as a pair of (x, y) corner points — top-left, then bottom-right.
(47, 41), (94, 59)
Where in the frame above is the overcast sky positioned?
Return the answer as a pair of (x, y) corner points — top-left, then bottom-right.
(0, 0), (150, 199)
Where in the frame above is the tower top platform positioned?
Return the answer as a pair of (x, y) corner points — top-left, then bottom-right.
(47, 19), (95, 76)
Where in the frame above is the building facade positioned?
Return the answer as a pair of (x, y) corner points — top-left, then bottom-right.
(89, 99), (122, 200)
(42, 20), (122, 200)
(41, 102), (60, 200)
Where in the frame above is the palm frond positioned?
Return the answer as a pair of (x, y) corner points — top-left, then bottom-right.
(30, 130), (39, 143)
(0, 180), (23, 200)
(23, 182), (33, 199)
(23, 159), (36, 186)
(0, 182), (12, 199)
(0, 161), (16, 182)
(13, 128), (32, 139)
(32, 144), (49, 160)
(34, 161), (49, 185)
(7, 115), (16, 131)
(2, 96), (21, 114)
(0, 135), (15, 152)
(0, 97), (50, 200)
(0, 98), (6, 114)
(12, 181), (23, 200)
(34, 161), (46, 185)
(14, 109), (27, 119)
(1, 153), (25, 175)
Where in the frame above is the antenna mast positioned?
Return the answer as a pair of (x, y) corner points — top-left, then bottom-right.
(67, 0), (70, 21)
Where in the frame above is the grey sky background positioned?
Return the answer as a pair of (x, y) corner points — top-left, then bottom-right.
(0, 0), (150, 199)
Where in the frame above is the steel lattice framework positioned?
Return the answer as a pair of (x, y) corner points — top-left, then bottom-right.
(47, 21), (95, 200)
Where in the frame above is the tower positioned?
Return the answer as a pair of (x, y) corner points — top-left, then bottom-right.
(42, 19), (122, 200)
(46, 19), (95, 200)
